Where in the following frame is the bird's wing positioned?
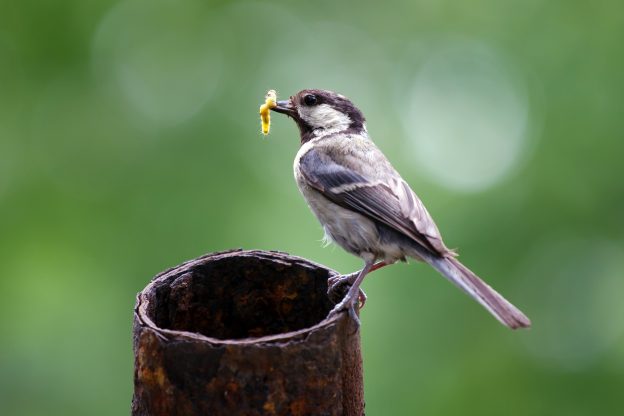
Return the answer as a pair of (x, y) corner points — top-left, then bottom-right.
(298, 147), (452, 257)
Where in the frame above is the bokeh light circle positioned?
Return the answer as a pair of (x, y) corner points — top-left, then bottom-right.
(92, 0), (222, 125)
(401, 40), (530, 192)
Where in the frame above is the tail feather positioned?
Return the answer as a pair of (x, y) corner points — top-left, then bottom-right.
(425, 256), (531, 329)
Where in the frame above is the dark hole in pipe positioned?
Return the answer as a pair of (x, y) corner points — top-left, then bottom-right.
(148, 255), (335, 339)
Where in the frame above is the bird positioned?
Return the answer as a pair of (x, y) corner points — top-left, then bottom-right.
(270, 89), (531, 330)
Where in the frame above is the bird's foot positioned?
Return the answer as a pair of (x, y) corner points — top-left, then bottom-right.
(327, 272), (367, 309)
(326, 261), (376, 331)
(327, 274), (365, 331)
(327, 290), (361, 330)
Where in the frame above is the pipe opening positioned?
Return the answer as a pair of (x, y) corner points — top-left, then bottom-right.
(146, 254), (335, 339)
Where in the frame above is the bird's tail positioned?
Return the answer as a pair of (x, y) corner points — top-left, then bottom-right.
(423, 255), (531, 329)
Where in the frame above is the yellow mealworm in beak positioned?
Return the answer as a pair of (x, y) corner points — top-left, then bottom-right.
(259, 90), (277, 135)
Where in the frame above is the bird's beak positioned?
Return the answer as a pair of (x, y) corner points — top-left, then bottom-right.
(272, 99), (296, 117)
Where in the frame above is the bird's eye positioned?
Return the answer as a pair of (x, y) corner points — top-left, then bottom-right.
(303, 94), (317, 106)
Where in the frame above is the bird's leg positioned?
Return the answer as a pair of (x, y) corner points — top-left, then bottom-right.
(327, 261), (375, 327)
(371, 261), (390, 272)
(327, 261), (391, 308)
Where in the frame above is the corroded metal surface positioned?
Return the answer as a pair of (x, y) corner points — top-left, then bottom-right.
(132, 249), (364, 415)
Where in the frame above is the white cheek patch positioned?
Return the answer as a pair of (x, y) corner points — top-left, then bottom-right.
(299, 104), (352, 131)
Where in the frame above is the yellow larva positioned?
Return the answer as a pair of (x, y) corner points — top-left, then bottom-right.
(259, 90), (277, 135)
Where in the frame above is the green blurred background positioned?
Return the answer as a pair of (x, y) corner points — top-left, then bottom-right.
(1, 0), (623, 414)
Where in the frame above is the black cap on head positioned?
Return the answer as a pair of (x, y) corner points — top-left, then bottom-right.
(272, 89), (366, 143)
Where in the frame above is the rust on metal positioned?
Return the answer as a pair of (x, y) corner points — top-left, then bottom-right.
(132, 249), (364, 415)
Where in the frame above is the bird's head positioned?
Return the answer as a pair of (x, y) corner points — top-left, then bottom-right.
(272, 89), (366, 142)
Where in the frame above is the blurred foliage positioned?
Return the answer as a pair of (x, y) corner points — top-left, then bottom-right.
(1, 0), (623, 415)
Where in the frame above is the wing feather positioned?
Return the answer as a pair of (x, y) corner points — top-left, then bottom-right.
(299, 148), (452, 256)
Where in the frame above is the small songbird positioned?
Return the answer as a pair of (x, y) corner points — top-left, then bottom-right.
(271, 89), (530, 329)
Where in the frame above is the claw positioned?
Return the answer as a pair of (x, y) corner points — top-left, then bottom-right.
(326, 295), (361, 334)
(326, 261), (375, 329)
(358, 290), (367, 309)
